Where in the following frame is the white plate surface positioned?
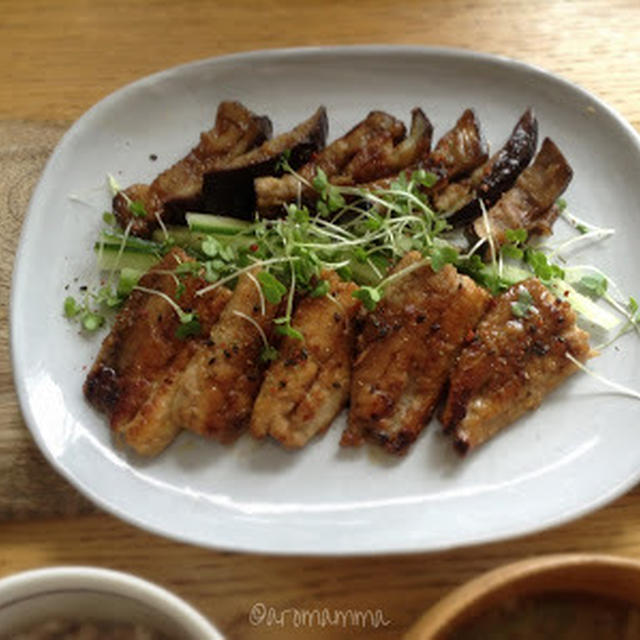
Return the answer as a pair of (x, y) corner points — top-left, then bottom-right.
(11, 46), (640, 555)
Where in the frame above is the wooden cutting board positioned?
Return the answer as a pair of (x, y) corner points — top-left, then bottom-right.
(0, 120), (98, 520)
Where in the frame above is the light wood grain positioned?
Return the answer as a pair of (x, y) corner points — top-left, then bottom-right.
(1, 0), (639, 638)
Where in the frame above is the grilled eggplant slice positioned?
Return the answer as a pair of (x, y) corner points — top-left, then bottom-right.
(439, 108), (538, 226)
(333, 108), (433, 186)
(254, 110), (406, 214)
(250, 271), (360, 448)
(113, 101), (271, 237)
(425, 109), (489, 192)
(203, 107), (328, 219)
(343, 252), (491, 455)
(83, 248), (231, 456)
(440, 278), (593, 453)
(363, 108), (487, 195)
(471, 137), (573, 248)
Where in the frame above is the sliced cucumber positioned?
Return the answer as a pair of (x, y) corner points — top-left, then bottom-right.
(95, 244), (161, 272)
(98, 230), (163, 253)
(550, 279), (620, 332)
(186, 212), (252, 235)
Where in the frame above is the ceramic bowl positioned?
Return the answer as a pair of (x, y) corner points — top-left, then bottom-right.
(404, 553), (640, 639)
(0, 566), (222, 638)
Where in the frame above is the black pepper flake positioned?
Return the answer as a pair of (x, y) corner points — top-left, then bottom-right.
(79, 285), (88, 292)
(149, 153), (158, 161)
(416, 314), (426, 324)
(332, 382), (341, 389)
(232, 344), (239, 354)
(208, 357), (216, 365)
(223, 349), (232, 359)
(278, 380), (287, 389)
(333, 312), (342, 323)
(431, 322), (441, 332)
(253, 305), (259, 313)
(531, 341), (549, 356)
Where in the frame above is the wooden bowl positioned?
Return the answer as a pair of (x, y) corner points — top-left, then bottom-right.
(404, 554), (640, 639)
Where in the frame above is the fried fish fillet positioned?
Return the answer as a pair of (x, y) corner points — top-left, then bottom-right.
(171, 270), (279, 442)
(343, 252), (491, 454)
(114, 101), (271, 236)
(83, 248), (231, 456)
(440, 278), (593, 453)
(250, 271), (360, 448)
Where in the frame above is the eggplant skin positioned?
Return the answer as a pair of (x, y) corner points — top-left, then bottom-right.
(446, 108), (538, 227)
(113, 101), (272, 237)
(203, 107), (328, 219)
(470, 137), (573, 249)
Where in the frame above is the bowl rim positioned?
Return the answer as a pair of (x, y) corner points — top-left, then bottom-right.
(404, 553), (640, 639)
(0, 566), (223, 639)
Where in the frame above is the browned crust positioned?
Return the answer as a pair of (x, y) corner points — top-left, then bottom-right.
(250, 271), (360, 448)
(171, 269), (279, 442)
(343, 253), (491, 454)
(83, 248), (232, 456)
(440, 278), (593, 453)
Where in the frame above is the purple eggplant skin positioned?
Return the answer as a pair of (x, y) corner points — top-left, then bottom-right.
(445, 108), (538, 227)
(203, 107), (328, 220)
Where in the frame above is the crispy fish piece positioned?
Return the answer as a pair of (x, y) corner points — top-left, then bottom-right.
(250, 271), (360, 448)
(171, 270), (279, 442)
(440, 278), (593, 453)
(83, 249), (231, 456)
(114, 101), (271, 236)
(471, 137), (572, 248)
(343, 252), (491, 454)
(255, 110), (406, 214)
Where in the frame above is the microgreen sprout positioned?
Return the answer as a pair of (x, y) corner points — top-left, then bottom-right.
(511, 287), (535, 318)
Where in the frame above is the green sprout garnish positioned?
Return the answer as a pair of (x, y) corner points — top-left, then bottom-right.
(511, 288), (535, 318)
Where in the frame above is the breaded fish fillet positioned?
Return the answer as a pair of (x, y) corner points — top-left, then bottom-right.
(84, 248), (231, 456)
(250, 271), (360, 448)
(343, 252), (491, 454)
(171, 270), (279, 442)
(440, 278), (593, 453)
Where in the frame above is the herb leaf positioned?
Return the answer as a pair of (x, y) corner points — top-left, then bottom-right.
(578, 274), (608, 298)
(430, 245), (458, 272)
(257, 271), (287, 304)
(175, 317), (201, 339)
(352, 286), (382, 311)
(511, 288), (535, 318)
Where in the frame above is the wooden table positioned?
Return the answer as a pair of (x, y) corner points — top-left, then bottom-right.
(1, 1), (639, 637)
